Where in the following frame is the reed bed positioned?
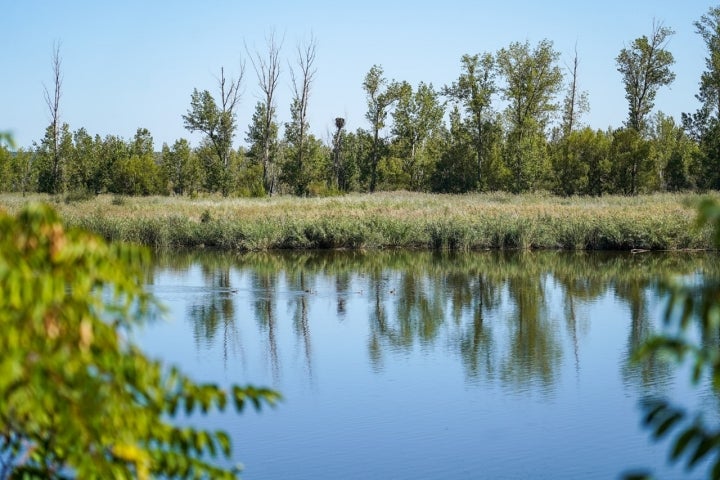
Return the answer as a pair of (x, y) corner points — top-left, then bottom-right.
(0, 191), (716, 251)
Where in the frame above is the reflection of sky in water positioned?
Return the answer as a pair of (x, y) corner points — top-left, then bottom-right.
(134, 251), (717, 480)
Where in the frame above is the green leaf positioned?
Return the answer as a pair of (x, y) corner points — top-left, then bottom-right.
(671, 426), (699, 461)
(216, 431), (231, 457)
(688, 437), (714, 468)
(653, 412), (683, 439)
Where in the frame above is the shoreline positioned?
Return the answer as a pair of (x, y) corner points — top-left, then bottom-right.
(1, 191), (716, 251)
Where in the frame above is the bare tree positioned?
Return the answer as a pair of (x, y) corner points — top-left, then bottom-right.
(288, 34), (318, 195)
(43, 42), (63, 194)
(247, 32), (283, 195)
(561, 45), (589, 138)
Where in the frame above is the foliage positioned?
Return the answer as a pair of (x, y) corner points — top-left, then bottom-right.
(363, 65), (403, 192)
(443, 53), (497, 190)
(616, 22), (676, 133)
(391, 81), (445, 191)
(497, 39), (563, 193)
(182, 69), (241, 196)
(0, 203), (279, 478)
(2, 192), (711, 252)
(626, 197), (720, 479)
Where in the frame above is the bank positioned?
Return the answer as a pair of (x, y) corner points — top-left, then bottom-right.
(0, 191), (716, 251)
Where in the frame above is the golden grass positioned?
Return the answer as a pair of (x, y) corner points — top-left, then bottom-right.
(1, 191), (716, 251)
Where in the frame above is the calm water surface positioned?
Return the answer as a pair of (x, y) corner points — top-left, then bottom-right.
(135, 250), (720, 479)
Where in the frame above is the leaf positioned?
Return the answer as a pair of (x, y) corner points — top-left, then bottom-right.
(688, 437), (714, 468)
(653, 412), (683, 439)
(622, 472), (653, 480)
(671, 426), (699, 461)
(642, 400), (667, 426)
(216, 431), (231, 457)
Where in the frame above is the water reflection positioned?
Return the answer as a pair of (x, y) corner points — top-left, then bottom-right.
(151, 249), (720, 394)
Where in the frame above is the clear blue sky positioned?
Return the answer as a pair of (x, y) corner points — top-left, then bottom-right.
(1, 0), (715, 149)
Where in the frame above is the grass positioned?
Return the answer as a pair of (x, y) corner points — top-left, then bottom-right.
(0, 191), (716, 251)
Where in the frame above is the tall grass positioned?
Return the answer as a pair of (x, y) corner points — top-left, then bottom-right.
(0, 192), (715, 251)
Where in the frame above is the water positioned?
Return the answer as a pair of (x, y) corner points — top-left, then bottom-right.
(134, 250), (720, 479)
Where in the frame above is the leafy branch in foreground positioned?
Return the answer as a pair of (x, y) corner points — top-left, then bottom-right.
(0, 203), (280, 479)
(626, 197), (720, 480)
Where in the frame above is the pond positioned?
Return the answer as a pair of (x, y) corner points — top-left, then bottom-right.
(135, 250), (720, 479)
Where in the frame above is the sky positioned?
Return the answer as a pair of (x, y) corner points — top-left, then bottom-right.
(1, 0), (716, 149)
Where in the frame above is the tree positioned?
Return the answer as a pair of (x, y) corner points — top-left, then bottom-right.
(443, 53), (497, 190)
(362, 65), (402, 192)
(560, 46), (589, 139)
(111, 129), (162, 196)
(245, 101), (279, 193)
(0, 204), (279, 478)
(247, 32), (282, 195)
(497, 39), (563, 192)
(431, 106), (478, 193)
(551, 47), (591, 196)
(284, 35), (318, 196)
(579, 128), (612, 196)
(331, 117), (347, 191)
(97, 134), (129, 194)
(616, 22), (676, 134)
(0, 132), (14, 149)
(393, 81), (445, 190)
(609, 127), (653, 195)
(161, 138), (203, 195)
(683, 7), (720, 190)
(36, 123), (72, 195)
(64, 127), (97, 195)
(183, 67), (243, 196)
(650, 113), (700, 192)
(43, 42), (65, 195)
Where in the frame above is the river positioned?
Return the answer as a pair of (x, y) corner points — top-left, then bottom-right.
(134, 250), (720, 479)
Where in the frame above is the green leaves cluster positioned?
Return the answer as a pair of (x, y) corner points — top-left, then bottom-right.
(0, 204), (279, 479)
(629, 197), (720, 479)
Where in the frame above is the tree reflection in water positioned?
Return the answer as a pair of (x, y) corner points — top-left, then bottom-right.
(152, 249), (720, 394)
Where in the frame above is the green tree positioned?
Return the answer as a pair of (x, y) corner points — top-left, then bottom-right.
(650, 113), (700, 192)
(683, 7), (720, 190)
(0, 145), (12, 192)
(431, 106), (481, 193)
(392, 81), (445, 191)
(109, 128), (162, 196)
(551, 47), (591, 196)
(97, 134), (128, 194)
(331, 117), (347, 191)
(362, 65), (402, 192)
(550, 128), (589, 196)
(36, 123), (73, 195)
(616, 22), (676, 134)
(183, 68), (242, 196)
(0, 204), (279, 478)
(609, 127), (653, 195)
(245, 101), (279, 194)
(443, 53), (497, 190)
(0, 132), (14, 149)
(161, 138), (203, 196)
(497, 39), (563, 192)
(66, 127), (100, 195)
(578, 128), (612, 196)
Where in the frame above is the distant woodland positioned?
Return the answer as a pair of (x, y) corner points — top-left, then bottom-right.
(3, 7), (720, 199)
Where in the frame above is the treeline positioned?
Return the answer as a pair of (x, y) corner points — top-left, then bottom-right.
(3, 7), (720, 198)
